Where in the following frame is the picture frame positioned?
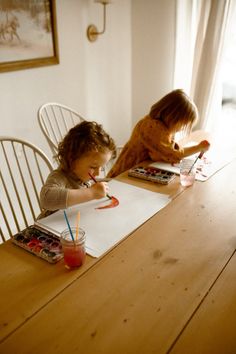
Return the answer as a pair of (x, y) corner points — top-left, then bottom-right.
(0, 0), (59, 73)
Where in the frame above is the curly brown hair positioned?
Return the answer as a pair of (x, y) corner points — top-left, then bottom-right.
(57, 121), (116, 172)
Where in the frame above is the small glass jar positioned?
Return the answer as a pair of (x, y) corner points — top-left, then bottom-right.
(61, 227), (86, 269)
(179, 159), (196, 187)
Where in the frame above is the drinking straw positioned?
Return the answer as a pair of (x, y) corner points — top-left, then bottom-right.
(75, 211), (80, 240)
(88, 173), (112, 200)
(63, 210), (75, 242)
(188, 151), (204, 174)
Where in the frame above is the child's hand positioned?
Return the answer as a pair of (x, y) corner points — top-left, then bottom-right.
(90, 182), (109, 199)
(199, 140), (210, 152)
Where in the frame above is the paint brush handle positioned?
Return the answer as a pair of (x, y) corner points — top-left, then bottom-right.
(63, 210), (75, 243)
(88, 173), (112, 200)
(188, 151), (204, 174)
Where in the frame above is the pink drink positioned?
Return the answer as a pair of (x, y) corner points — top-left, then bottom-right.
(63, 244), (86, 268)
(180, 159), (196, 187)
(180, 171), (195, 187)
(61, 228), (86, 269)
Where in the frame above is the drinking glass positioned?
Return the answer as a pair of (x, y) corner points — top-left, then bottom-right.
(179, 159), (196, 187)
(61, 227), (86, 269)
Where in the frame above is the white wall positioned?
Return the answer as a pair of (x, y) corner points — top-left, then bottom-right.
(132, 0), (176, 125)
(0, 0), (175, 159)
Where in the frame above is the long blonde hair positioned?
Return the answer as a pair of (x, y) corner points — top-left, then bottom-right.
(149, 89), (198, 134)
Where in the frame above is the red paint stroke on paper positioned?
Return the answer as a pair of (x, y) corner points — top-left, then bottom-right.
(96, 196), (119, 210)
(88, 173), (119, 210)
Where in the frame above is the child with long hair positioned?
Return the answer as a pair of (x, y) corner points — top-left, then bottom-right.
(107, 89), (210, 178)
(39, 121), (116, 218)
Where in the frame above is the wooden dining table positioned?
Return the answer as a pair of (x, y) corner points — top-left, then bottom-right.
(1, 133), (236, 354)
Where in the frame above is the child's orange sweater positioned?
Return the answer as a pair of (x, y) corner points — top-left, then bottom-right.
(107, 115), (184, 178)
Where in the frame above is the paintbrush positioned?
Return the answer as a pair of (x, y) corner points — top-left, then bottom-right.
(75, 211), (80, 241)
(188, 151), (204, 174)
(88, 173), (112, 200)
(63, 210), (75, 243)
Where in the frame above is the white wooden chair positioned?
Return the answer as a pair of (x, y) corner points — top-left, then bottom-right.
(37, 102), (118, 177)
(37, 102), (85, 159)
(0, 137), (53, 243)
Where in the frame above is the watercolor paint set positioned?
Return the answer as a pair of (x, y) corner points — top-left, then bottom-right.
(12, 226), (63, 264)
(128, 166), (176, 185)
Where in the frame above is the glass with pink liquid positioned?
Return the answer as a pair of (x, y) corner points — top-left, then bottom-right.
(61, 227), (86, 269)
(179, 159), (196, 187)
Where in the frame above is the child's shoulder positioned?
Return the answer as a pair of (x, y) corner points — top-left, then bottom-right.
(46, 168), (68, 183)
(140, 115), (168, 131)
(48, 168), (64, 177)
(136, 115), (155, 128)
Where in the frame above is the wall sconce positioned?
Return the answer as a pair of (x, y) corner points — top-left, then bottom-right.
(87, 0), (112, 42)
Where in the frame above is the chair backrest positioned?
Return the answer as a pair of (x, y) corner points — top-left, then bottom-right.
(38, 102), (85, 158)
(0, 137), (53, 243)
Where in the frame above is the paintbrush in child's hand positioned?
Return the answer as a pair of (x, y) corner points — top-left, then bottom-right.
(88, 173), (119, 209)
(188, 151), (204, 174)
(88, 173), (112, 199)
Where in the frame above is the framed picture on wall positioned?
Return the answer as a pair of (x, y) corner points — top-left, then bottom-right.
(0, 0), (59, 73)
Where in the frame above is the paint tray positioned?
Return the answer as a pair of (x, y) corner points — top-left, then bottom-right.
(128, 165), (176, 185)
(12, 226), (63, 264)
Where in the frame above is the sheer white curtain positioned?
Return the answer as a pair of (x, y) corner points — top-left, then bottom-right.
(174, 0), (234, 132)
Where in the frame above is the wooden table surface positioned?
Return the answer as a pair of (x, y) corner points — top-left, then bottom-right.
(1, 138), (236, 353)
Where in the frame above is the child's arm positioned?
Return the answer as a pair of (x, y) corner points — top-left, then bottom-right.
(147, 138), (184, 164)
(149, 140), (210, 163)
(40, 170), (109, 211)
(182, 140), (210, 158)
(140, 118), (184, 163)
(66, 182), (108, 208)
(140, 118), (210, 163)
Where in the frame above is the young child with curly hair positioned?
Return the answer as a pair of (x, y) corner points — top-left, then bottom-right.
(38, 121), (116, 218)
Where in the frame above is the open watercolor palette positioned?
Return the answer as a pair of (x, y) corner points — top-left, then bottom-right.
(128, 166), (176, 185)
(12, 226), (63, 264)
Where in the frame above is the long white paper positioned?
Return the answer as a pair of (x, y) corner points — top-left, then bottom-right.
(150, 145), (235, 181)
(35, 180), (170, 257)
